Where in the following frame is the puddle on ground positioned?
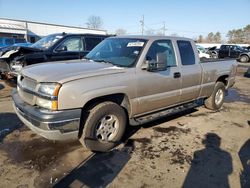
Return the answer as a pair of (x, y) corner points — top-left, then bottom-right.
(0, 138), (81, 171)
(225, 88), (250, 103)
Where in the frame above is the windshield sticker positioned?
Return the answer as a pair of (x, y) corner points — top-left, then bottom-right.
(55, 36), (63, 39)
(127, 41), (144, 47)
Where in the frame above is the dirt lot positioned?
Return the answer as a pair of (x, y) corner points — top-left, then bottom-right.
(0, 66), (250, 188)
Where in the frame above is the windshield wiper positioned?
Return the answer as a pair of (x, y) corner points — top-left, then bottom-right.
(93, 59), (114, 65)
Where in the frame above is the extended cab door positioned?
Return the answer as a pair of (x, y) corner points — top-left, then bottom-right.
(229, 45), (241, 58)
(176, 40), (202, 102)
(219, 45), (230, 58)
(51, 36), (83, 61)
(136, 40), (181, 114)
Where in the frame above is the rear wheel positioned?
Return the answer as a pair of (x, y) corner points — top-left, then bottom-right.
(204, 82), (226, 110)
(79, 102), (127, 152)
(239, 55), (249, 63)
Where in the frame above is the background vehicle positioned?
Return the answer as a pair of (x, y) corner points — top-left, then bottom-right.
(209, 44), (250, 63)
(196, 45), (210, 59)
(0, 33), (111, 79)
(13, 36), (237, 152)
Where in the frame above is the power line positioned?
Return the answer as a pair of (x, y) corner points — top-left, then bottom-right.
(162, 21), (167, 36)
(139, 15), (144, 35)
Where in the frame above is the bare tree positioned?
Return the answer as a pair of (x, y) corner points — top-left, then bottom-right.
(213, 32), (222, 43)
(86, 15), (103, 29)
(115, 28), (127, 35)
(206, 32), (214, 43)
(197, 35), (204, 43)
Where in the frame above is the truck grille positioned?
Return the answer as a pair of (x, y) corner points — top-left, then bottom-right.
(18, 75), (37, 105)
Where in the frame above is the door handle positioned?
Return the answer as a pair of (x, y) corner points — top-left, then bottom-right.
(174, 72), (181, 78)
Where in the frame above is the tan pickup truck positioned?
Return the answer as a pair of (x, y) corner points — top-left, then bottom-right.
(12, 36), (237, 152)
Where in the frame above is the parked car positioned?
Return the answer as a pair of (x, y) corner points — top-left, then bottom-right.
(196, 45), (210, 59)
(0, 33), (111, 79)
(12, 36), (237, 152)
(209, 44), (250, 63)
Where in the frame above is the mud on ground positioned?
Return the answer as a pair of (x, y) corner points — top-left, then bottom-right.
(0, 67), (250, 188)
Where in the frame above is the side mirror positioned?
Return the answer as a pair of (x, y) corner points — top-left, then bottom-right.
(144, 52), (168, 72)
(56, 45), (68, 52)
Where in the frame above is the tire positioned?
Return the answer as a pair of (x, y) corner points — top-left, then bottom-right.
(79, 102), (127, 152)
(239, 55), (249, 63)
(204, 82), (226, 110)
(211, 52), (218, 59)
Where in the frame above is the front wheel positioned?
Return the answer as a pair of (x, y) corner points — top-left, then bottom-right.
(79, 102), (127, 152)
(239, 55), (249, 63)
(204, 82), (226, 110)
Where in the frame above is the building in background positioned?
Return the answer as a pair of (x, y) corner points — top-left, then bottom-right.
(0, 18), (107, 43)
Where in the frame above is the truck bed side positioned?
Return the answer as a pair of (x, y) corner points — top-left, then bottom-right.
(199, 60), (237, 98)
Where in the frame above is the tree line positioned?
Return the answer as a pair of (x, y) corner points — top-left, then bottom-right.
(196, 25), (250, 44)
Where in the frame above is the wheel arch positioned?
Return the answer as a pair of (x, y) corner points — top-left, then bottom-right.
(216, 75), (229, 86)
(78, 93), (131, 138)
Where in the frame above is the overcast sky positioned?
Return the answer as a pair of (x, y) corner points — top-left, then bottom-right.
(0, 0), (249, 39)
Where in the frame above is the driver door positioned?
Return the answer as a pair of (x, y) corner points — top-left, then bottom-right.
(51, 36), (83, 61)
(136, 40), (181, 115)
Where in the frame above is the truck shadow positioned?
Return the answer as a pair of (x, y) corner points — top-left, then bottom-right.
(53, 140), (134, 188)
(0, 83), (4, 91)
(182, 133), (232, 188)
(0, 112), (22, 142)
(239, 121), (250, 188)
(54, 109), (197, 187)
(244, 67), (250, 78)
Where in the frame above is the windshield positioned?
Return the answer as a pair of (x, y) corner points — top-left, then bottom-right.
(31, 34), (63, 50)
(86, 38), (146, 67)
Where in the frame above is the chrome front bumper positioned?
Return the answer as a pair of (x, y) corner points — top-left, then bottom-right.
(12, 89), (81, 140)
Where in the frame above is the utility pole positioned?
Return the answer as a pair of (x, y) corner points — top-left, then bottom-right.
(140, 15), (144, 35)
(162, 21), (167, 36)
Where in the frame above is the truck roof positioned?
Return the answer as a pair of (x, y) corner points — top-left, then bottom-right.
(47, 33), (112, 37)
(112, 35), (193, 41)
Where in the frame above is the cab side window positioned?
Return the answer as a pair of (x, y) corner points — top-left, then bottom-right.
(177, 40), (195, 65)
(57, 37), (83, 52)
(146, 40), (176, 67)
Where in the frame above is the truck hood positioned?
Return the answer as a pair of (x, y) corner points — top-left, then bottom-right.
(21, 60), (126, 83)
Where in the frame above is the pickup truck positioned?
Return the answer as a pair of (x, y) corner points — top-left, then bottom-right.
(0, 33), (110, 79)
(12, 36), (237, 152)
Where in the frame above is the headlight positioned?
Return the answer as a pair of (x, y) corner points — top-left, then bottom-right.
(11, 64), (23, 72)
(36, 83), (61, 110)
(38, 83), (61, 96)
